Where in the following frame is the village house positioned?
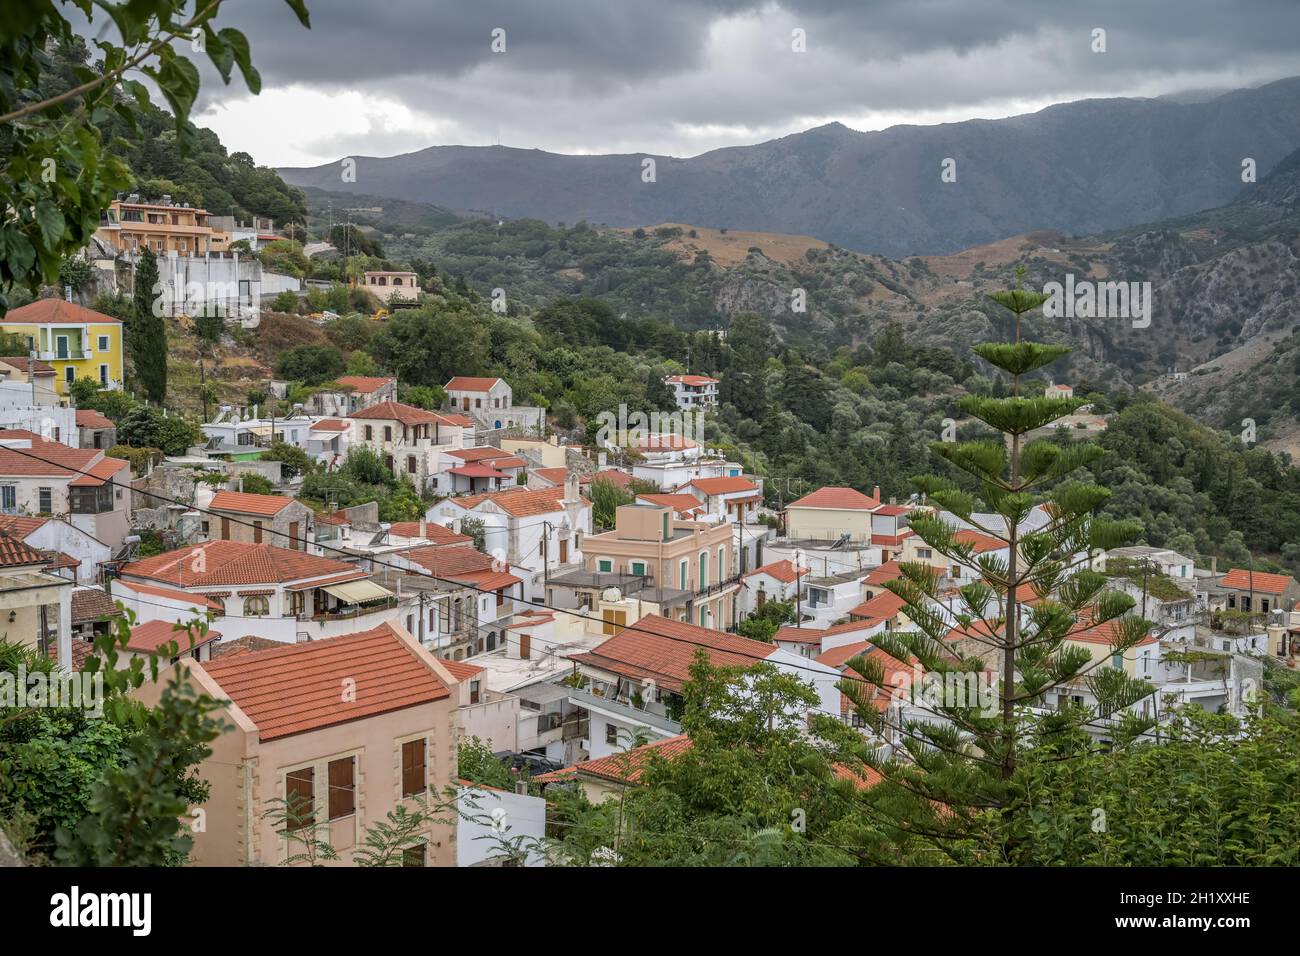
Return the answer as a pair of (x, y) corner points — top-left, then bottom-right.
(390, 542), (527, 659)
(95, 195), (219, 256)
(0, 513), (111, 584)
(75, 409), (116, 450)
(206, 490), (314, 551)
(783, 485), (882, 543)
(1044, 383), (1074, 399)
(430, 478), (591, 579)
(349, 400), (466, 494)
(0, 430), (130, 554)
(664, 374), (719, 409)
(0, 298), (125, 395)
(307, 375), (397, 418)
(0, 356), (78, 444)
(362, 270), (420, 304)
(737, 558), (808, 619)
(305, 417), (352, 469)
(439, 446), (528, 494)
(443, 376), (546, 434)
(556, 501), (740, 630)
(1218, 568), (1300, 617)
(1098, 545), (1196, 582)
(568, 613), (841, 759)
(134, 622), (461, 866)
(0, 535), (73, 671)
(112, 540), (407, 644)
(675, 475), (763, 524)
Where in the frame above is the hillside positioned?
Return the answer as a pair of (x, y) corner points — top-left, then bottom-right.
(281, 77), (1300, 257)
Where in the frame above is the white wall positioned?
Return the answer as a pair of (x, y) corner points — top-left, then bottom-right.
(456, 784), (547, 867)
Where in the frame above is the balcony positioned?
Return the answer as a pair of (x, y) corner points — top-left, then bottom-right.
(297, 596), (399, 622)
(567, 687), (682, 736)
(39, 349), (90, 362)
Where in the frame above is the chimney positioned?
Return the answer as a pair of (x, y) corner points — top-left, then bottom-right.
(238, 475), (244, 493)
(64, 285), (73, 302)
(419, 519), (427, 539)
(564, 471), (579, 504)
(873, 485), (881, 502)
(1210, 556), (1217, 574)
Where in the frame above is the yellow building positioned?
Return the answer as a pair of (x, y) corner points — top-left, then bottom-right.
(0, 299), (125, 394)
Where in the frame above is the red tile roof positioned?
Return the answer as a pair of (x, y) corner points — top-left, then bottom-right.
(742, 559), (806, 584)
(531, 467), (569, 486)
(201, 623), (450, 741)
(119, 540), (358, 588)
(350, 401), (451, 427)
(679, 476), (759, 495)
(0, 515), (47, 537)
(570, 614), (778, 693)
(953, 529), (1006, 553)
(453, 485), (585, 517)
(787, 486), (880, 510)
(209, 490), (295, 516)
(865, 561), (902, 586)
(398, 544), (518, 591)
(848, 589), (907, 622)
(776, 616), (881, 646)
(114, 579), (223, 610)
(2, 298), (120, 325)
(445, 446), (513, 463)
(534, 734), (693, 785)
(445, 376), (504, 392)
(75, 409), (114, 430)
(665, 375), (719, 386)
(49, 637), (95, 671)
(333, 375), (394, 394)
(387, 521), (471, 546)
(0, 535), (48, 567)
(440, 658), (485, 681)
(71, 586), (118, 624)
(309, 418), (350, 432)
(67, 456), (128, 487)
(0, 430), (119, 479)
(447, 464), (509, 479)
(1, 355), (55, 373)
(1221, 568), (1295, 594)
(1068, 614), (1158, 647)
(814, 640), (875, 668)
(126, 619), (221, 655)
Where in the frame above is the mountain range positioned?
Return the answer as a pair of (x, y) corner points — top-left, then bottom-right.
(280, 77), (1300, 257)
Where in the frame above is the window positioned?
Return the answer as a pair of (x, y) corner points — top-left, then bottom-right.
(0, 485), (16, 513)
(243, 595), (270, 616)
(285, 768), (315, 830)
(99, 364), (109, 386)
(679, 560), (688, 590)
(209, 596), (225, 616)
(605, 723), (619, 746)
(402, 843), (426, 867)
(252, 521), (263, 544)
(597, 558), (613, 573)
(630, 561), (646, 576)
(469, 679), (481, 705)
(65, 367), (75, 385)
(401, 738), (426, 796)
(364, 425), (373, 441)
(407, 455), (417, 474)
(918, 548), (932, 559)
(602, 608), (627, 636)
(383, 426), (392, 442)
(699, 551), (709, 588)
(328, 757), (356, 820)
(38, 487), (52, 514)
(97, 335), (109, 351)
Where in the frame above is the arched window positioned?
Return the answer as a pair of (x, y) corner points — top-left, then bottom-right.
(209, 596), (225, 617)
(243, 595), (270, 616)
(699, 550), (709, 588)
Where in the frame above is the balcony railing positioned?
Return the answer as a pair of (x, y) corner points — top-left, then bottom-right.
(297, 597), (398, 622)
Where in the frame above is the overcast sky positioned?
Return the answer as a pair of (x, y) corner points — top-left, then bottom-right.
(115, 1), (1300, 167)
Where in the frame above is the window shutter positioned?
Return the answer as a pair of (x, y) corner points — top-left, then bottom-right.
(401, 738), (427, 796)
(328, 757), (355, 820)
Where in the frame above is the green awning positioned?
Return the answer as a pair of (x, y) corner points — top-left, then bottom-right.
(321, 579), (393, 604)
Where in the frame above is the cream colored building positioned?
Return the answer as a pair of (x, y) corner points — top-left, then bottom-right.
(784, 486), (881, 542)
(136, 622), (463, 867)
(0, 536), (73, 671)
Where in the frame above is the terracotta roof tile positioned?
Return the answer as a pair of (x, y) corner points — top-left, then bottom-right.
(742, 559), (806, 584)
(202, 623), (450, 741)
(570, 614), (778, 693)
(119, 540), (358, 588)
(75, 409), (114, 430)
(444, 376), (503, 392)
(71, 587), (118, 624)
(2, 298), (120, 325)
(333, 375), (394, 394)
(209, 490), (295, 516)
(1221, 568), (1295, 594)
(451, 485), (584, 517)
(679, 476), (759, 495)
(127, 619), (220, 655)
(350, 401), (452, 427)
(848, 590), (907, 622)
(787, 486), (880, 510)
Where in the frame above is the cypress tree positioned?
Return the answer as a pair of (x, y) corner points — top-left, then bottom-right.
(129, 247), (167, 404)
